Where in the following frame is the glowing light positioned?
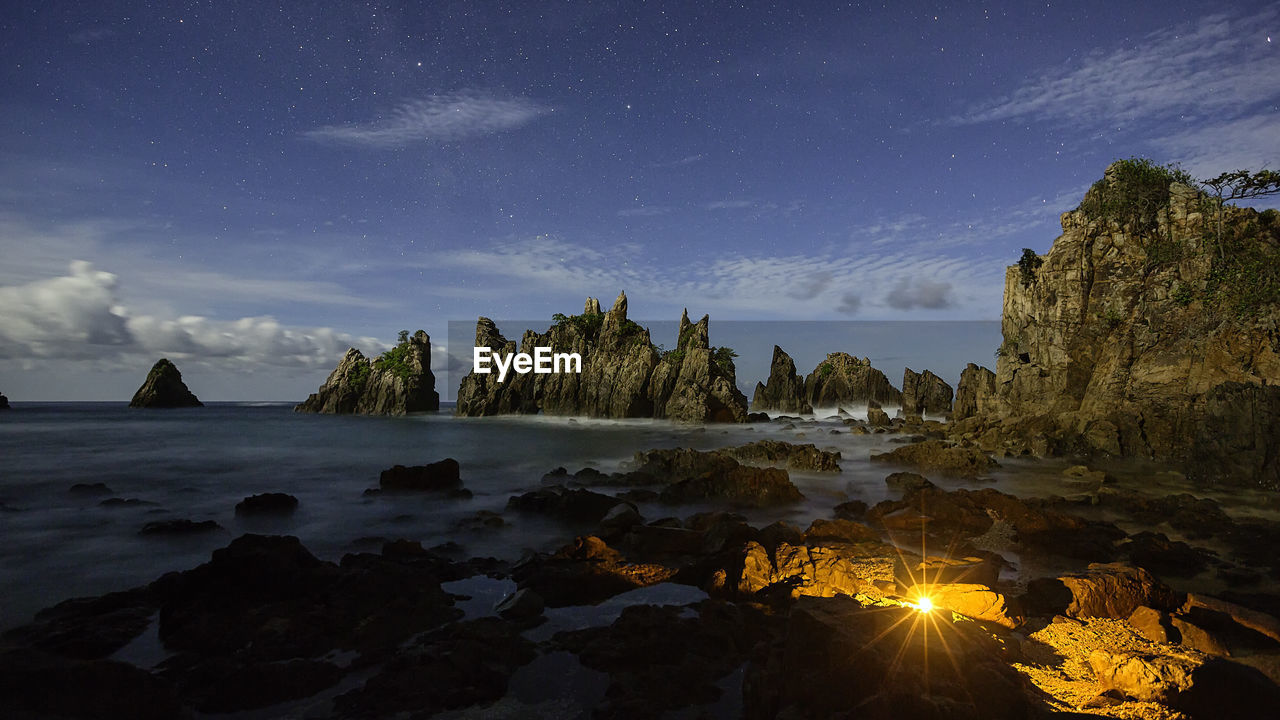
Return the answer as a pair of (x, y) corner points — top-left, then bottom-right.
(915, 597), (934, 613)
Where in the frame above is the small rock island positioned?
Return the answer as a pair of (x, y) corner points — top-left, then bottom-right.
(296, 330), (439, 415)
(0, 391), (9, 409)
(128, 359), (203, 408)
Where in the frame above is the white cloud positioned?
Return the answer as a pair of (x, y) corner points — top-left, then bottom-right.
(957, 10), (1280, 130)
(885, 278), (953, 310)
(705, 200), (756, 211)
(0, 262), (385, 370)
(618, 205), (673, 217)
(303, 91), (551, 148)
(1155, 114), (1280, 178)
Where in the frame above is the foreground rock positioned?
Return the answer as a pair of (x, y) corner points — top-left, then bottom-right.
(234, 493), (298, 516)
(745, 595), (1046, 719)
(511, 535), (676, 607)
(456, 293), (748, 422)
(128, 359), (203, 408)
(296, 330), (439, 415)
(957, 161), (1280, 487)
(750, 345), (813, 414)
(870, 439), (997, 477)
(379, 458), (462, 491)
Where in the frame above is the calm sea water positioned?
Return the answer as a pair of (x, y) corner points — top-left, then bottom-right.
(3, 402), (1273, 631)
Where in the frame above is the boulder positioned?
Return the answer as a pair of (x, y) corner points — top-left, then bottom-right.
(0, 391), (9, 409)
(1025, 563), (1181, 619)
(1128, 605), (1177, 644)
(379, 458), (462, 492)
(507, 486), (630, 524)
(494, 588), (544, 620)
(804, 518), (880, 545)
(719, 439), (841, 472)
(870, 439), (997, 477)
(925, 583), (1023, 629)
(750, 345), (813, 414)
(1089, 650), (1280, 719)
(659, 465), (803, 507)
(901, 367), (953, 416)
(139, 519), (223, 536)
(511, 535), (676, 607)
(234, 492), (298, 516)
(735, 541), (889, 599)
(867, 406), (892, 426)
(128, 359), (203, 408)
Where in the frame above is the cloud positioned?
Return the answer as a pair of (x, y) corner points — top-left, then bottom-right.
(836, 293), (861, 315)
(956, 10), (1280, 129)
(1154, 114), (1280, 178)
(885, 278), (952, 310)
(788, 271), (833, 300)
(303, 91), (551, 148)
(650, 154), (705, 168)
(705, 200), (756, 211)
(0, 262), (384, 369)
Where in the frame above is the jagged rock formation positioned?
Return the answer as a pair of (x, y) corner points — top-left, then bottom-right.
(953, 161), (1280, 488)
(0, 392), (9, 409)
(295, 330), (438, 416)
(953, 363), (996, 421)
(455, 292), (748, 422)
(900, 367), (953, 416)
(750, 346), (813, 414)
(802, 353), (901, 409)
(128, 359), (203, 408)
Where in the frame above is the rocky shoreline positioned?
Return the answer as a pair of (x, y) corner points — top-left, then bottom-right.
(5, 415), (1280, 719)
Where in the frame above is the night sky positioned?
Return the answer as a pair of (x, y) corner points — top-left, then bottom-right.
(1, 1), (1277, 400)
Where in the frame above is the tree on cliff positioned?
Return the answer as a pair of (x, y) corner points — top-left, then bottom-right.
(1199, 169), (1280, 257)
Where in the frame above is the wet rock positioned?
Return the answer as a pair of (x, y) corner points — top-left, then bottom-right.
(379, 458), (462, 491)
(659, 464), (803, 508)
(128, 358), (203, 408)
(721, 439), (841, 472)
(833, 499), (868, 519)
(1128, 605), (1177, 644)
(234, 492), (298, 516)
(884, 471), (934, 492)
(901, 367), (953, 416)
(744, 595), (1044, 720)
(1025, 563), (1181, 619)
(511, 536), (676, 607)
(3, 588), (156, 659)
(734, 540), (892, 599)
(69, 482), (113, 496)
(0, 647), (184, 720)
(334, 618), (536, 717)
(870, 439), (997, 477)
(925, 583), (1023, 629)
(1121, 531), (1214, 578)
(803, 518), (880, 545)
(507, 486), (631, 524)
(139, 519), (223, 536)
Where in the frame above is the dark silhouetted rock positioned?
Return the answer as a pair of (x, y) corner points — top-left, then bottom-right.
(69, 482), (113, 496)
(660, 465), (803, 508)
(128, 358), (203, 408)
(0, 391), (9, 409)
(234, 492), (299, 516)
(751, 345), (813, 414)
(296, 330), (439, 416)
(379, 458), (462, 491)
(507, 486), (630, 524)
(512, 535), (676, 606)
(494, 588), (544, 620)
(0, 647), (184, 720)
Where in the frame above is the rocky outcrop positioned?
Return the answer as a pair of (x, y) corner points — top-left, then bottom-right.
(455, 293), (749, 422)
(956, 162), (1280, 487)
(802, 352), (901, 409)
(0, 392), (9, 409)
(295, 330), (438, 416)
(953, 363), (996, 421)
(900, 367), (953, 416)
(128, 359), (203, 408)
(750, 345), (812, 414)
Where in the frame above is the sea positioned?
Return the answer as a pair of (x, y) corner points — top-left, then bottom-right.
(2, 401), (1276, 635)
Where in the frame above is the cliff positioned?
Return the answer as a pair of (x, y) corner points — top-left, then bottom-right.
(802, 353), (902, 409)
(750, 346), (813, 414)
(295, 330), (439, 416)
(455, 292), (748, 422)
(901, 367), (953, 417)
(128, 359), (203, 408)
(954, 160), (1280, 488)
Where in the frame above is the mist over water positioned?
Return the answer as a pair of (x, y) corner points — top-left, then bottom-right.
(2, 401), (1272, 631)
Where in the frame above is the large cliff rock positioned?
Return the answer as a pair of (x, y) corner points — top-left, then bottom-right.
(750, 346), (813, 414)
(455, 293), (748, 422)
(128, 359), (203, 408)
(900, 367), (953, 416)
(295, 330), (439, 416)
(957, 161), (1280, 488)
(802, 353), (901, 409)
